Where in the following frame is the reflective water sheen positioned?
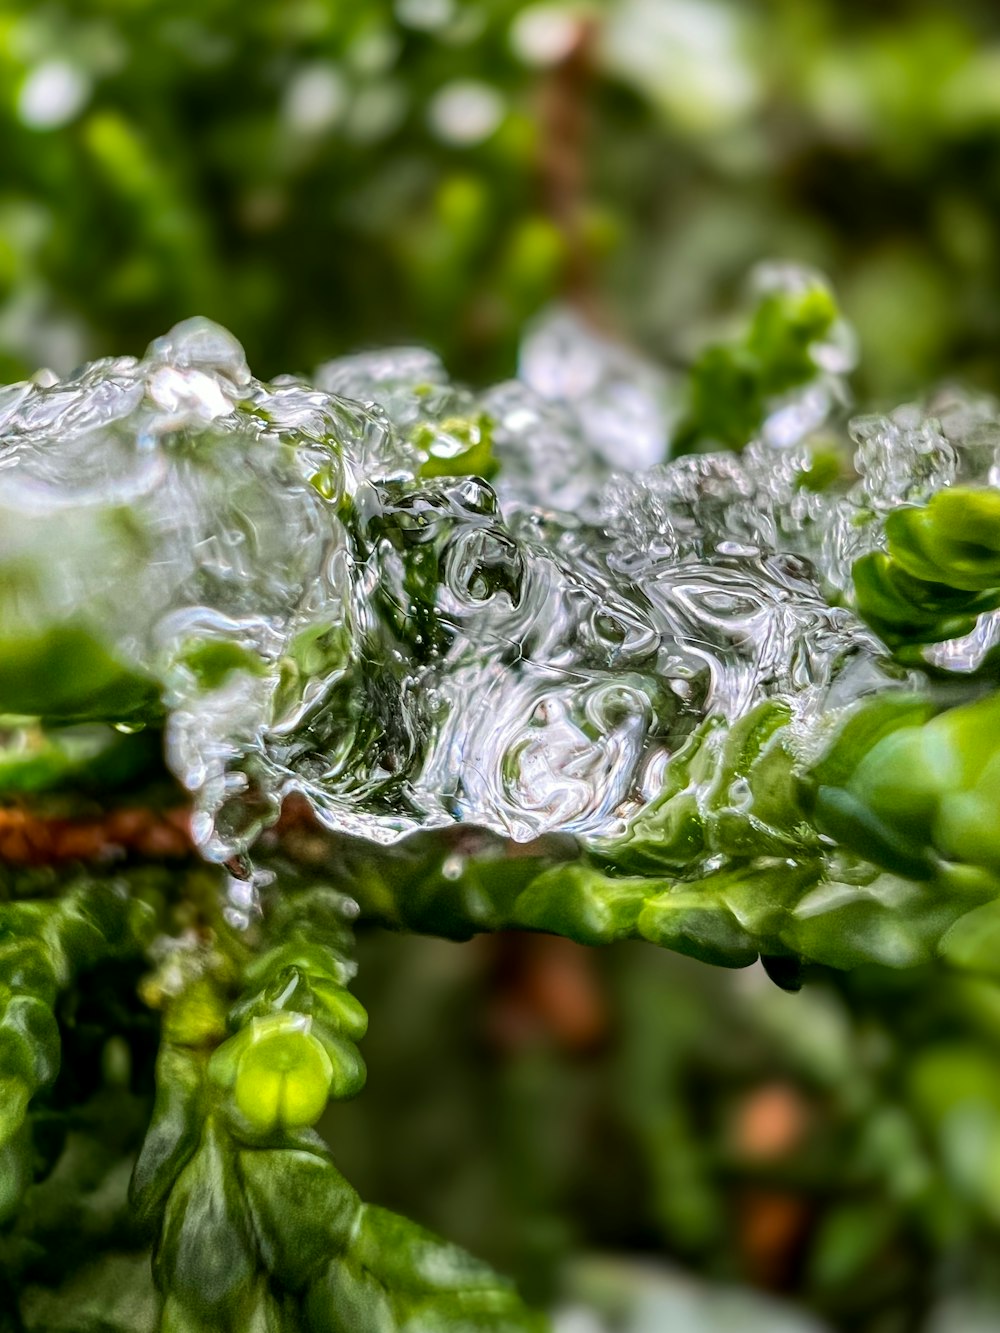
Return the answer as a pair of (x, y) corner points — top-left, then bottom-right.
(1, 311), (997, 862)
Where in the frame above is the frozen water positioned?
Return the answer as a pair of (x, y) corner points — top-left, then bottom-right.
(851, 405), (958, 513)
(742, 262), (857, 454)
(0, 318), (409, 854)
(315, 346), (450, 431)
(1, 314), (995, 867)
(519, 306), (671, 473)
(923, 610), (1000, 674)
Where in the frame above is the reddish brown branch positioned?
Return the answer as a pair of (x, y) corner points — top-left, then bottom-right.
(0, 804), (193, 866)
(536, 16), (603, 319)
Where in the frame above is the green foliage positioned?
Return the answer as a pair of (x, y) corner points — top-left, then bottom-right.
(338, 689), (1000, 976)
(809, 692), (1000, 886)
(853, 486), (1000, 652)
(6, 0), (1000, 400)
(127, 883), (543, 1332)
(2, 151), (1000, 1326)
(7, 5), (1000, 1326)
(0, 866), (542, 1329)
(0, 877), (156, 1227)
(672, 277), (840, 454)
(0, 624), (160, 723)
(0, 721), (161, 797)
(4, 309), (1000, 1325)
(887, 487), (1000, 591)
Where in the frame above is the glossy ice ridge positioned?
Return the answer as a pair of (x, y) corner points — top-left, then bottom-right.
(1, 313), (994, 861)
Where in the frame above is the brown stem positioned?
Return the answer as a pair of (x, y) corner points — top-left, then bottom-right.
(536, 16), (605, 323)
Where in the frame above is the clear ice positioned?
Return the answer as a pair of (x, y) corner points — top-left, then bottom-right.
(1, 308), (998, 863)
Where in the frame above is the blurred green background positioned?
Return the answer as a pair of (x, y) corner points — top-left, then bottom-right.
(7, 1), (1000, 1329)
(5, 0), (1000, 402)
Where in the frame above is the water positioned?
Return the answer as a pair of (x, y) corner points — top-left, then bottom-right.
(0, 308), (997, 865)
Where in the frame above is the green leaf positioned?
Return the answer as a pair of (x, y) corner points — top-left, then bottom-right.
(154, 1121), (259, 1326)
(239, 1148), (360, 1292)
(672, 279), (841, 455)
(808, 693), (1000, 884)
(887, 487), (1000, 591)
(0, 625), (160, 724)
(852, 488), (1000, 651)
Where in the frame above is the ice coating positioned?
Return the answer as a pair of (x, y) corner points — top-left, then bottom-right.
(774, 391), (1000, 615)
(0, 320), (412, 853)
(517, 307), (671, 473)
(1, 312), (997, 863)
